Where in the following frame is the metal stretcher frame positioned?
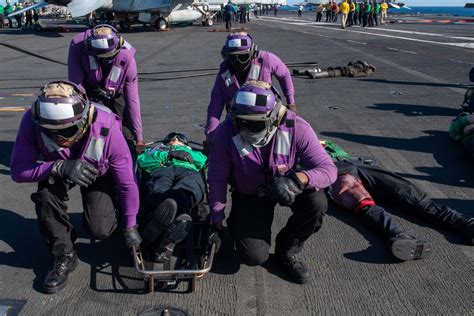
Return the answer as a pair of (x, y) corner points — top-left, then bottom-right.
(131, 139), (217, 293)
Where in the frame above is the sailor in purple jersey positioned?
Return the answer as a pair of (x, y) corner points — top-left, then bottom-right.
(67, 24), (144, 150)
(205, 32), (296, 145)
(208, 81), (336, 284)
(10, 81), (141, 294)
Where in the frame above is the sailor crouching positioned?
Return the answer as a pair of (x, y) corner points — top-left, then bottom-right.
(10, 81), (141, 294)
(207, 81), (337, 284)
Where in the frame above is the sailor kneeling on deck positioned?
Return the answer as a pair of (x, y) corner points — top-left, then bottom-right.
(207, 81), (337, 284)
(10, 81), (141, 294)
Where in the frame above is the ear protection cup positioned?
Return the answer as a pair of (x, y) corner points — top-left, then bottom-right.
(118, 35), (123, 49)
(251, 44), (258, 59)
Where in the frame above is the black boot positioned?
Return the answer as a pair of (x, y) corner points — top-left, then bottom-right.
(390, 234), (432, 261)
(275, 236), (311, 284)
(275, 253), (311, 284)
(43, 250), (78, 294)
(453, 217), (474, 245)
(153, 214), (192, 263)
(360, 205), (432, 261)
(142, 198), (177, 244)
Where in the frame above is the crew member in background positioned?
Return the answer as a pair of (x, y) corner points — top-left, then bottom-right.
(449, 112), (474, 160)
(316, 3), (323, 22)
(5, 0), (13, 28)
(10, 81), (141, 294)
(205, 32), (296, 146)
(347, 0), (355, 27)
(13, 2), (23, 29)
(339, 0), (350, 29)
(373, 1), (380, 27)
(380, 0), (389, 25)
(224, 0), (235, 30)
(208, 82), (337, 284)
(0, 3), (5, 28)
(68, 24), (144, 151)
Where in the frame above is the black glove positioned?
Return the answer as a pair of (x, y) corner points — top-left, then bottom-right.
(169, 150), (193, 163)
(52, 160), (98, 187)
(266, 171), (304, 206)
(124, 225), (142, 249)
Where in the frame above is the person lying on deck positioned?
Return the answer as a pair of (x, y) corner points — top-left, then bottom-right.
(322, 139), (473, 261)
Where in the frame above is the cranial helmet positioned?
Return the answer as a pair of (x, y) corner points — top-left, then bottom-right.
(164, 132), (189, 146)
(86, 24), (123, 59)
(32, 80), (92, 147)
(222, 32), (257, 72)
(232, 81), (284, 146)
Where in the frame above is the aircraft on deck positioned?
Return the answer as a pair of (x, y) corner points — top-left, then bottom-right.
(8, 0), (281, 31)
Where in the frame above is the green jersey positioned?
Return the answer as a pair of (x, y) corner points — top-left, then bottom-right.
(137, 144), (207, 174)
(449, 113), (474, 146)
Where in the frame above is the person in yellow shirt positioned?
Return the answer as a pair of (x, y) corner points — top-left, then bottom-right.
(380, 0), (389, 25)
(339, 0), (350, 29)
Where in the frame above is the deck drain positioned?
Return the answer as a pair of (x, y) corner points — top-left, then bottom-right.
(139, 306), (187, 316)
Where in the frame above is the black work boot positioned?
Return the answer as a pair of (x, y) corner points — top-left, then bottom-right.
(276, 253), (311, 284)
(142, 198), (177, 244)
(453, 217), (474, 245)
(275, 236), (311, 284)
(43, 250), (78, 294)
(389, 234), (432, 261)
(153, 214), (192, 263)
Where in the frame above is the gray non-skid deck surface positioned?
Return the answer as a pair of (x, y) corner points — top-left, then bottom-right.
(0, 13), (473, 315)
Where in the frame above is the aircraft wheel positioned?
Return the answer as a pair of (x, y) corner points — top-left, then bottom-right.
(155, 17), (168, 31)
(33, 23), (43, 32)
(206, 19), (213, 26)
(119, 20), (131, 31)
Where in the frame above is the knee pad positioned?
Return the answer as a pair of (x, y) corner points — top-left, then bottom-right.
(328, 174), (375, 214)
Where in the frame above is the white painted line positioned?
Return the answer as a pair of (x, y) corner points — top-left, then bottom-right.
(387, 47), (417, 54)
(449, 59), (474, 65)
(258, 17), (474, 50)
(451, 36), (474, 41)
(347, 40), (367, 45)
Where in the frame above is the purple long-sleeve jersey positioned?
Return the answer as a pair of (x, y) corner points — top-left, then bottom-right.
(208, 115), (337, 223)
(10, 110), (139, 228)
(68, 32), (143, 142)
(205, 50), (295, 143)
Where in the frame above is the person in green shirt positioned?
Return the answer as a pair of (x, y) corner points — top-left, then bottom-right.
(5, 0), (13, 28)
(449, 112), (474, 160)
(0, 4), (5, 29)
(137, 132), (207, 262)
(363, 1), (371, 27)
(373, 1), (380, 27)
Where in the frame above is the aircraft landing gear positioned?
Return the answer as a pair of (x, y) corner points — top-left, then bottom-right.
(155, 17), (168, 31)
(202, 18), (213, 27)
(119, 20), (131, 31)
